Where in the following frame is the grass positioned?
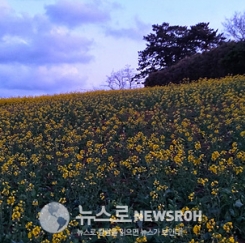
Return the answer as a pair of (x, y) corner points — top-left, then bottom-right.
(0, 75), (245, 243)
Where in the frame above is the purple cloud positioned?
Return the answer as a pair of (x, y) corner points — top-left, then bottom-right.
(0, 30), (94, 65)
(45, 0), (111, 27)
(0, 7), (94, 65)
(0, 1), (95, 97)
(0, 63), (88, 94)
(0, 10), (33, 38)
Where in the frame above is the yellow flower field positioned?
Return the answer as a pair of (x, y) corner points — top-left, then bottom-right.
(0, 75), (245, 243)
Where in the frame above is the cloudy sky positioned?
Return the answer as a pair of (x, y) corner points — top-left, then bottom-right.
(0, 0), (244, 98)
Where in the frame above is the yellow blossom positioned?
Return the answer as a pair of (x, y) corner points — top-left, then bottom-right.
(193, 224), (201, 235)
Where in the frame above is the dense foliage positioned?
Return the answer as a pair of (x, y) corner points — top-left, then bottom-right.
(145, 41), (245, 87)
(0, 76), (245, 242)
(136, 22), (225, 79)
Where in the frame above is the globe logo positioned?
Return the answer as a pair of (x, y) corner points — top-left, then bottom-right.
(39, 202), (70, 233)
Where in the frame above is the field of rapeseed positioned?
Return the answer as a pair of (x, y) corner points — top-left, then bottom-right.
(0, 75), (245, 243)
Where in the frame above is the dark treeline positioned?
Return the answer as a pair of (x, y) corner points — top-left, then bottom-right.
(144, 41), (245, 87)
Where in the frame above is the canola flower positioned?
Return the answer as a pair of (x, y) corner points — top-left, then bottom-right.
(0, 75), (245, 242)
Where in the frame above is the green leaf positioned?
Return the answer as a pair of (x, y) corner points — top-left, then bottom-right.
(220, 188), (231, 194)
(229, 208), (235, 216)
(236, 216), (245, 223)
(31, 189), (36, 197)
(234, 199), (243, 208)
(202, 232), (211, 240)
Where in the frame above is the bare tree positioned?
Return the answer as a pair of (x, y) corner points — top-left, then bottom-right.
(104, 65), (141, 90)
(222, 11), (245, 41)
